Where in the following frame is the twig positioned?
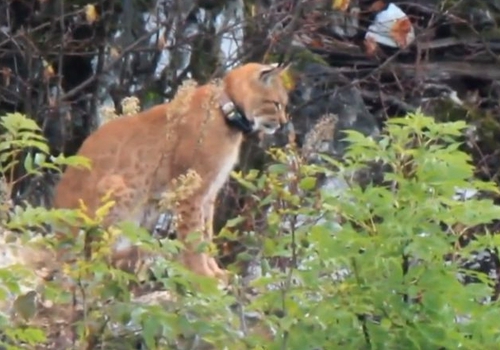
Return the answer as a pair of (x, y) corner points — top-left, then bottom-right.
(59, 29), (164, 101)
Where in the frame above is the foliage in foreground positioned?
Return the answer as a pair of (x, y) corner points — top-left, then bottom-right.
(0, 110), (499, 349)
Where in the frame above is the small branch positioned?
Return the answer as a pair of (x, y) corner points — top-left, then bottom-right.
(59, 29), (164, 102)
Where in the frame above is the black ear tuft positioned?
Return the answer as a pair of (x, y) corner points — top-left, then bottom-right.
(258, 63), (293, 85)
(258, 66), (279, 85)
(259, 62), (292, 84)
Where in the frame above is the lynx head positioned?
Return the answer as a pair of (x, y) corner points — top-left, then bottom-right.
(223, 62), (291, 135)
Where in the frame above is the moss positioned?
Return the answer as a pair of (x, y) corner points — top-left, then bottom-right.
(262, 47), (329, 92)
(480, 28), (500, 40)
(468, 109), (500, 149)
(291, 47), (329, 70)
(430, 99), (468, 122)
(431, 98), (500, 151)
(265, 47), (329, 71)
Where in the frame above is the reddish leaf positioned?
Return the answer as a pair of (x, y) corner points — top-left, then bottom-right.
(391, 17), (412, 48)
(367, 0), (386, 13)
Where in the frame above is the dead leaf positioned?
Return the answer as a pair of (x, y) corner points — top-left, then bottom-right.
(109, 46), (120, 59)
(311, 37), (324, 48)
(85, 4), (98, 24)
(1, 67), (11, 86)
(42, 60), (54, 81)
(391, 17), (412, 48)
(157, 35), (167, 50)
(332, 0), (350, 11)
(367, 0), (386, 13)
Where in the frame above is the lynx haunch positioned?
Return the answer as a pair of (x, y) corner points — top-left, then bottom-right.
(52, 62), (291, 282)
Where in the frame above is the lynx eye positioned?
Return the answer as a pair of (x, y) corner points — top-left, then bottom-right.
(264, 99), (283, 111)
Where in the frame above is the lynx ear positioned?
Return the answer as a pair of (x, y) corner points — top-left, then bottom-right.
(259, 63), (292, 85)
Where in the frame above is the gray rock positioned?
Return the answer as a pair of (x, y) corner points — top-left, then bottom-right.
(289, 62), (380, 157)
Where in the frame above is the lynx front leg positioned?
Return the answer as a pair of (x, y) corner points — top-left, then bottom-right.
(176, 199), (218, 279)
(203, 197), (228, 281)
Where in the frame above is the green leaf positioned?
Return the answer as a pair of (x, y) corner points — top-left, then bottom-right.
(23, 153), (35, 174)
(225, 215), (245, 228)
(52, 154), (92, 170)
(267, 163), (289, 174)
(299, 176), (316, 190)
(142, 315), (159, 349)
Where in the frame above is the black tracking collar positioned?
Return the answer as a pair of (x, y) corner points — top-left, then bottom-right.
(220, 100), (254, 134)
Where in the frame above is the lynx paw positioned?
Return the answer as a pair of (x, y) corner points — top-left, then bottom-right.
(207, 256), (229, 285)
(182, 253), (229, 285)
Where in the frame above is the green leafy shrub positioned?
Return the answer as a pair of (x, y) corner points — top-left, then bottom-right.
(229, 111), (500, 349)
(1, 109), (499, 350)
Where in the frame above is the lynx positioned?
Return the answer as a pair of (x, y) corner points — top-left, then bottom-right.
(52, 62), (291, 282)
